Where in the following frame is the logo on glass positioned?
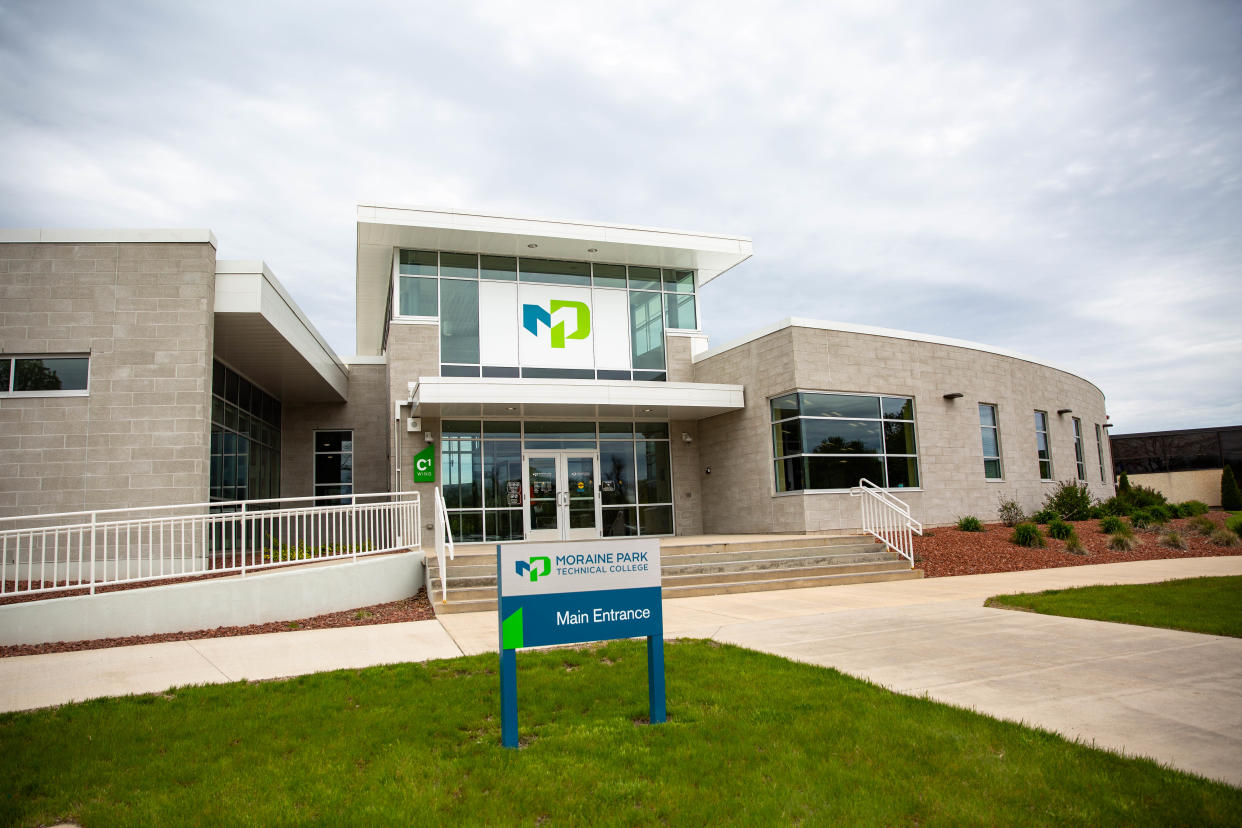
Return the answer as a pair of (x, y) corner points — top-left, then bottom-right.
(522, 300), (591, 349)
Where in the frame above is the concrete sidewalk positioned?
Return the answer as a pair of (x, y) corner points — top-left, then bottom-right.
(2, 556), (1240, 785)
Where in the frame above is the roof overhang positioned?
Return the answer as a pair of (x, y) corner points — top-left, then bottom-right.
(408, 377), (744, 421)
(356, 204), (752, 354)
(214, 261), (349, 402)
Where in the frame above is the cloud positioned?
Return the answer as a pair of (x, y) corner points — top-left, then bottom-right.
(0, 0), (1239, 433)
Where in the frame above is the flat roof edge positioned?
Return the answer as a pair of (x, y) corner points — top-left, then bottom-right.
(0, 229), (218, 248)
(696, 317), (1105, 397)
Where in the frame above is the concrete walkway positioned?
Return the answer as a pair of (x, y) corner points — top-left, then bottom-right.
(2, 556), (1240, 786)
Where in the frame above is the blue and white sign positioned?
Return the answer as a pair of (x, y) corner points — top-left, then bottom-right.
(497, 538), (665, 748)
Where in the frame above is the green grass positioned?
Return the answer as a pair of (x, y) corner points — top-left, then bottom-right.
(3, 640), (1240, 826)
(988, 576), (1242, 638)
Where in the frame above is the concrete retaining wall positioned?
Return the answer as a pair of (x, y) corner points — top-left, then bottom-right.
(0, 551), (425, 646)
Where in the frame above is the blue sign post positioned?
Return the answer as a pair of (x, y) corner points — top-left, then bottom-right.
(497, 538), (665, 748)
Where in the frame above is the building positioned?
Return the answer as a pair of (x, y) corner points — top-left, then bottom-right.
(0, 206), (1115, 537)
(1110, 425), (1241, 507)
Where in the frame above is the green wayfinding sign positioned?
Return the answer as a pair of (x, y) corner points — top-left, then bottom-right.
(498, 538), (666, 748)
(413, 445), (435, 483)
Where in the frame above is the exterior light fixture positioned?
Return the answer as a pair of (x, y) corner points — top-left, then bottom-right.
(1103, 423), (1114, 428)
(1057, 408), (1073, 415)
(943, 392), (963, 400)
(526, 243), (538, 249)
(681, 432), (692, 443)
(641, 408), (653, 414)
(587, 248), (598, 253)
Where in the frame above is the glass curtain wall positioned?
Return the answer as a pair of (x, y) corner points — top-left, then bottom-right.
(771, 392), (919, 491)
(439, 420), (674, 542)
(396, 250), (698, 381)
(210, 361), (281, 503)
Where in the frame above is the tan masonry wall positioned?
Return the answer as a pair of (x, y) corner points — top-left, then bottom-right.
(693, 325), (1113, 533)
(1127, 469), (1223, 508)
(0, 242), (216, 517)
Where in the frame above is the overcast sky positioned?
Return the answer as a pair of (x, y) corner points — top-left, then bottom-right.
(1, 1), (1239, 434)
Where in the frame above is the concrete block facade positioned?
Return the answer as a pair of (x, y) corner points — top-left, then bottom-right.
(0, 241), (216, 516)
(693, 324), (1114, 532)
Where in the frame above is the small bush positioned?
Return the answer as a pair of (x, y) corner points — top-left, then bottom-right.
(1043, 480), (1095, 521)
(998, 498), (1026, 527)
(1010, 522), (1045, 547)
(1189, 515), (1217, 536)
(1227, 514), (1242, 535)
(1108, 534), (1137, 551)
(1065, 535), (1087, 555)
(1177, 500), (1209, 517)
(956, 515), (983, 532)
(1222, 466), (1242, 511)
(1118, 472), (1131, 492)
(1098, 515), (1128, 535)
(1030, 508), (1055, 524)
(1148, 504), (1172, 523)
(1130, 508), (1166, 529)
(1087, 505), (1104, 519)
(1047, 519), (1074, 540)
(1159, 531), (1186, 550)
(1210, 528), (1240, 548)
(1099, 496), (1130, 517)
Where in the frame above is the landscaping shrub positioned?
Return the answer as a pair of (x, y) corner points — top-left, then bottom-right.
(1118, 472), (1130, 492)
(1227, 514), (1242, 535)
(1176, 500), (1209, 517)
(1099, 496), (1130, 517)
(1108, 533), (1137, 551)
(955, 515), (983, 532)
(1065, 535), (1087, 555)
(1190, 515), (1217, 536)
(1130, 508), (1166, 529)
(1223, 466), (1242, 511)
(1010, 522), (1045, 547)
(1210, 528), (1240, 548)
(997, 498), (1026, 527)
(1148, 504), (1172, 524)
(1042, 480), (1095, 521)
(1098, 515), (1128, 535)
(1159, 531), (1186, 550)
(1087, 505), (1104, 519)
(1030, 508), (1055, 524)
(1046, 519), (1074, 540)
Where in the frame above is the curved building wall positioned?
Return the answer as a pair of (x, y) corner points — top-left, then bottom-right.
(692, 323), (1113, 533)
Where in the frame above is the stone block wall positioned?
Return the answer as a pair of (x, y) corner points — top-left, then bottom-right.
(0, 241), (216, 516)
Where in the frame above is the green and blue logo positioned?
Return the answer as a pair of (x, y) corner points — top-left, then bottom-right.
(522, 299), (590, 348)
(515, 556), (552, 582)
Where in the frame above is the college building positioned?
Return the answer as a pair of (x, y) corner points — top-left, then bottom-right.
(1, 205), (1115, 539)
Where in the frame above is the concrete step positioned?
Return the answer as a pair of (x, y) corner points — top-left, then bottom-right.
(432, 596), (498, 615)
(661, 535), (871, 555)
(661, 546), (893, 568)
(663, 568), (923, 598)
(662, 560), (911, 586)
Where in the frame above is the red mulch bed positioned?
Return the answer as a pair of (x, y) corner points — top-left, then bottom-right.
(915, 511), (1238, 578)
(0, 588), (435, 659)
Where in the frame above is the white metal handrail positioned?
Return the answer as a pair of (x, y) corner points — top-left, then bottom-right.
(432, 486), (455, 601)
(849, 478), (922, 566)
(0, 491), (421, 598)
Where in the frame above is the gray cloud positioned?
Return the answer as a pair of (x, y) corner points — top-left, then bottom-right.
(1, 0), (1239, 433)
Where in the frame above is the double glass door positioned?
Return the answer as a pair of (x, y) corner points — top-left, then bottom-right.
(523, 451), (601, 541)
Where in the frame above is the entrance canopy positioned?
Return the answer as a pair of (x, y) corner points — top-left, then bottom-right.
(409, 377), (744, 420)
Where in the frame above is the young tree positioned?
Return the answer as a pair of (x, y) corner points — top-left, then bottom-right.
(1222, 466), (1242, 511)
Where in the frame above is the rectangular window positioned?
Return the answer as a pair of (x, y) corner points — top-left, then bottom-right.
(771, 392), (919, 492)
(1073, 417), (1086, 481)
(210, 360), (281, 503)
(0, 355), (90, 395)
(439, 278), (480, 365)
(314, 430), (354, 503)
(398, 276), (437, 316)
(1034, 411), (1053, 480)
(629, 291), (666, 370)
(1095, 423), (1107, 482)
(980, 403), (1002, 480)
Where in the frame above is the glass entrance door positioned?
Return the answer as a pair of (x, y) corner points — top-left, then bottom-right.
(523, 451), (601, 541)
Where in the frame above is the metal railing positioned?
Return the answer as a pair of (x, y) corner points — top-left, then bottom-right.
(0, 491), (421, 598)
(432, 487), (455, 601)
(849, 478), (922, 566)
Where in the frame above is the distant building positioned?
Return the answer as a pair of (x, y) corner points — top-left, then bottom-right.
(1110, 425), (1242, 507)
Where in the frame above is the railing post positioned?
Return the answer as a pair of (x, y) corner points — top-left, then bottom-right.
(352, 494), (358, 563)
(89, 512), (96, 595)
(239, 502), (248, 576)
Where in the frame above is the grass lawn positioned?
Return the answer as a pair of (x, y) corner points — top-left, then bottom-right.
(3, 640), (1240, 826)
(988, 575), (1242, 638)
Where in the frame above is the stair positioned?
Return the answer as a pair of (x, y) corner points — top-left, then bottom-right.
(426, 534), (922, 615)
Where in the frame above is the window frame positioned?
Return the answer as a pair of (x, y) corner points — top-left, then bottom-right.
(769, 390), (921, 494)
(1072, 417), (1086, 481)
(1095, 423), (1107, 482)
(1034, 410), (1054, 481)
(313, 429), (355, 502)
(0, 354), (90, 398)
(979, 403), (1003, 481)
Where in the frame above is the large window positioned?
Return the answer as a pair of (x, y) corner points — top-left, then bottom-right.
(314, 430), (354, 503)
(395, 250), (699, 380)
(770, 392), (919, 492)
(1095, 423), (1106, 482)
(0, 355), (89, 395)
(1034, 411), (1053, 480)
(210, 361), (281, 503)
(439, 420), (674, 542)
(980, 403), (1002, 480)
(1073, 417), (1086, 481)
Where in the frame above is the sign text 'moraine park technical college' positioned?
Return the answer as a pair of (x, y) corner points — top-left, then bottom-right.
(497, 537), (666, 748)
